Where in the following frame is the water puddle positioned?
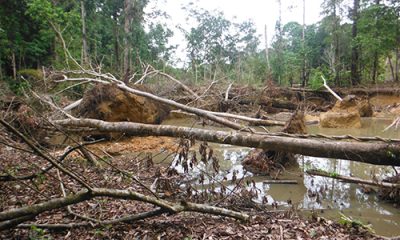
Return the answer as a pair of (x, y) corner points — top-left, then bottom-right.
(163, 117), (400, 237)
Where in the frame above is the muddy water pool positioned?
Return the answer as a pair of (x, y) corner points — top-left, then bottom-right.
(162, 117), (400, 237)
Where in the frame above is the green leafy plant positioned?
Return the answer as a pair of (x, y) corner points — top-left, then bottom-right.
(29, 225), (50, 240)
(338, 213), (374, 233)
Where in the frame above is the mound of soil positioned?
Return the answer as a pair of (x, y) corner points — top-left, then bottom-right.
(370, 95), (400, 108)
(320, 111), (361, 128)
(320, 95), (372, 128)
(331, 95), (373, 117)
(76, 84), (170, 124)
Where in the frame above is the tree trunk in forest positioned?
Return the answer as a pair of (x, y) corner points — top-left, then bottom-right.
(276, 0), (284, 84)
(388, 55), (395, 81)
(54, 118), (400, 166)
(372, 0), (381, 84)
(11, 51), (16, 80)
(350, 0), (360, 86)
(396, 48), (399, 82)
(334, 17), (340, 86)
(123, 0), (134, 80)
(264, 24), (270, 78)
(80, 0), (89, 67)
(113, 18), (120, 71)
(301, 0), (307, 87)
(372, 52), (379, 83)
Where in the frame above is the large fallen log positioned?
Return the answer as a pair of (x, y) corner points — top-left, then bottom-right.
(54, 118), (400, 166)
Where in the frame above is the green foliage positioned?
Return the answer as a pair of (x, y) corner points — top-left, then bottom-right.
(329, 172), (339, 178)
(309, 68), (326, 90)
(181, 5), (261, 83)
(18, 69), (43, 82)
(338, 213), (374, 232)
(5, 76), (31, 96)
(29, 225), (50, 240)
(0, 0), (399, 87)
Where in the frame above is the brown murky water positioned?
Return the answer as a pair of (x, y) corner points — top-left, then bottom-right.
(163, 117), (400, 237)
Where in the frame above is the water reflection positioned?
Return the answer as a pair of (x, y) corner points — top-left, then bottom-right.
(166, 117), (400, 237)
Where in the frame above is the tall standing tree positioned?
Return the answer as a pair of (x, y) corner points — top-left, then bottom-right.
(350, 0), (360, 85)
(181, 6), (259, 83)
(301, 0), (307, 87)
(123, 0), (134, 79)
(272, 0), (285, 84)
(264, 24), (271, 79)
(80, 0), (89, 66)
(371, 0), (381, 83)
(322, 0), (344, 86)
(357, 0), (398, 83)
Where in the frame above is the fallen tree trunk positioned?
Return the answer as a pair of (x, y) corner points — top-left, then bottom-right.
(170, 110), (285, 126)
(54, 118), (400, 166)
(270, 99), (298, 110)
(306, 169), (400, 188)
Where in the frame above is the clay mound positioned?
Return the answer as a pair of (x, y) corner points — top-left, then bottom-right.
(370, 95), (400, 108)
(331, 95), (373, 117)
(320, 111), (361, 128)
(320, 95), (372, 128)
(76, 84), (170, 124)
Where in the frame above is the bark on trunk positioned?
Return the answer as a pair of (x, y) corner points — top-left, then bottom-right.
(113, 18), (120, 70)
(396, 48), (399, 82)
(54, 118), (400, 166)
(388, 55), (395, 81)
(350, 0), (360, 86)
(333, 4), (340, 86)
(372, 52), (379, 83)
(80, 0), (89, 66)
(264, 25), (270, 75)
(301, 0), (307, 87)
(11, 51), (16, 80)
(123, 0), (133, 79)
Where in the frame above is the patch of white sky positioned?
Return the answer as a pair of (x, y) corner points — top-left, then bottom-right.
(145, 0), (340, 65)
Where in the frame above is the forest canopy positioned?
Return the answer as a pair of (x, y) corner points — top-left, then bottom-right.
(0, 0), (399, 90)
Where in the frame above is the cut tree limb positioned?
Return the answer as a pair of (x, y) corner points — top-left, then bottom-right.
(0, 119), (93, 190)
(53, 118), (400, 166)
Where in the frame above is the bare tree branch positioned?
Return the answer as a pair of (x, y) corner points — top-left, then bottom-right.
(0, 187), (250, 229)
(0, 119), (93, 190)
